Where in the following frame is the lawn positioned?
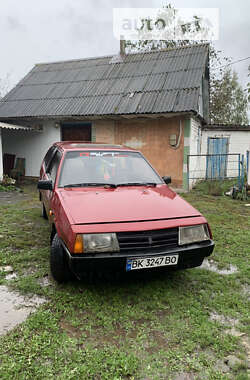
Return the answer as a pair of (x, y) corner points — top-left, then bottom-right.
(0, 182), (249, 380)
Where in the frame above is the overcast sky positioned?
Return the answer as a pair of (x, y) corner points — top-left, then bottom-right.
(0, 0), (249, 93)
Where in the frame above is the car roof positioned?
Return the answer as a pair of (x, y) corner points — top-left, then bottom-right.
(53, 141), (138, 152)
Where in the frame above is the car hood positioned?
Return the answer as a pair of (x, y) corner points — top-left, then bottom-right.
(58, 185), (201, 225)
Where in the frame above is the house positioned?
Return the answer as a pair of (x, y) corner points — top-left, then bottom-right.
(0, 44), (211, 189)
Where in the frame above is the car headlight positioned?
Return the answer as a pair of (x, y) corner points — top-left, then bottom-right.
(179, 224), (210, 246)
(82, 233), (120, 253)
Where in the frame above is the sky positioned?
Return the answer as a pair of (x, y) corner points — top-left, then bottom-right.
(0, 0), (249, 94)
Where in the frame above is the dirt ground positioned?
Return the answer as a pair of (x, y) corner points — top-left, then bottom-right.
(0, 191), (30, 205)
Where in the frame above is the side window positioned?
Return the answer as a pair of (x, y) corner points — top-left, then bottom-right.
(47, 151), (62, 184)
(44, 147), (56, 171)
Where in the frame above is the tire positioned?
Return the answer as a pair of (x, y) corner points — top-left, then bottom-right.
(42, 202), (48, 219)
(50, 234), (73, 283)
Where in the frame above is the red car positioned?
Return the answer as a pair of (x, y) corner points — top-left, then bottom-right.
(38, 142), (214, 282)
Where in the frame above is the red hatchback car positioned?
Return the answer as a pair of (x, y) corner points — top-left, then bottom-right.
(38, 142), (214, 282)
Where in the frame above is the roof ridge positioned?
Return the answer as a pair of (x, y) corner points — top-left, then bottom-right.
(35, 43), (209, 67)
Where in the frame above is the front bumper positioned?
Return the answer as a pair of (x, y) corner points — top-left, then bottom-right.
(62, 239), (214, 277)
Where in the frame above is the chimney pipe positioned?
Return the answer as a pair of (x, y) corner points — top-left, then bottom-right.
(120, 36), (126, 56)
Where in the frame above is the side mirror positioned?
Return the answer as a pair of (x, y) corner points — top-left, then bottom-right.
(162, 176), (171, 185)
(38, 180), (53, 190)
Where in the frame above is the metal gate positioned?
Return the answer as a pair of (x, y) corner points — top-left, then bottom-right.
(187, 153), (242, 190)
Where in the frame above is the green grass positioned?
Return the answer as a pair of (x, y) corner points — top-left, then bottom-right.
(192, 179), (236, 196)
(0, 183), (249, 379)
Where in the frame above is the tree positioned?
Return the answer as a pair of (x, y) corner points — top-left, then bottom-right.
(247, 65), (250, 103)
(124, 3), (249, 125)
(210, 68), (248, 125)
(125, 4), (208, 53)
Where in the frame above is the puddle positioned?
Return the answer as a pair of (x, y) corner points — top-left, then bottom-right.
(0, 265), (14, 273)
(0, 285), (47, 335)
(210, 312), (239, 326)
(5, 272), (18, 280)
(0, 266), (18, 280)
(200, 259), (238, 275)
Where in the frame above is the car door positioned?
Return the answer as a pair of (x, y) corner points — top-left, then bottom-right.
(43, 150), (62, 218)
(40, 146), (56, 180)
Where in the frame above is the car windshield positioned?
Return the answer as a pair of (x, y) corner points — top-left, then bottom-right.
(58, 151), (163, 188)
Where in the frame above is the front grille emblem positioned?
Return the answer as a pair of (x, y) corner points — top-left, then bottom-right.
(148, 237), (153, 245)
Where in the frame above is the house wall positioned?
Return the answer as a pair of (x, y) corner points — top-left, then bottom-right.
(92, 120), (115, 144)
(188, 118), (203, 188)
(0, 129), (3, 181)
(200, 129), (250, 180)
(2, 121), (60, 177)
(94, 117), (185, 188)
(201, 129), (250, 156)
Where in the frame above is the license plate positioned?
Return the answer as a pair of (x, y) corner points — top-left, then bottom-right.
(126, 255), (179, 271)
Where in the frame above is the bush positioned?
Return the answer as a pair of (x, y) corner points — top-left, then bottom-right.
(0, 175), (17, 192)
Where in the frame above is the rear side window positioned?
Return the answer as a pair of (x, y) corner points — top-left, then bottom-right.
(47, 151), (62, 184)
(44, 147), (56, 170)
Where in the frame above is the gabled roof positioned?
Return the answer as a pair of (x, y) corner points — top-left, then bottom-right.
(0, 44), (209, 119)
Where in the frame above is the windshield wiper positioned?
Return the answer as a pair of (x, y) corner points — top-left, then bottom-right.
(115, 182), (157, 187)
(63, 183), (117, 188)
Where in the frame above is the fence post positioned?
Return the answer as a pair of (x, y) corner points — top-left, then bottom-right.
(238, 154), (241, 189)
(247, 151), (250, 187)
(241, 155), (245, 189)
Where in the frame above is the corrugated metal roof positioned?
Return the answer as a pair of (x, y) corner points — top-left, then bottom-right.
(202, 124), (250, 131)
(0, 122), (34, 130)
(0, 44), (209, 118)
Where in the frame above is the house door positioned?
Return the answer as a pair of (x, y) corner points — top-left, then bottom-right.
(206, 137), (229, 179)
(61, 123), (91, 141)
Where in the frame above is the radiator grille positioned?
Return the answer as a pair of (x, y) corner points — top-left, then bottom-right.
(117, 228), (179, 252)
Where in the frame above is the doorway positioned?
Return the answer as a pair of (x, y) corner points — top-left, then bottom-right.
(206, 137), (229, 179)
(61, 122), (92, 141)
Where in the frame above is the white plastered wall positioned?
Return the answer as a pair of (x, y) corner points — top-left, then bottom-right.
(2, 121), (60, 177)
(188, 118), (202, 188)
(201, 130), (250, 156)
(0, 129), (3, 181)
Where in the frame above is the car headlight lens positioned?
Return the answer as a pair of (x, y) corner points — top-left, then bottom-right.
(179, 224), (210, 245)
(83, 233), (120, 253)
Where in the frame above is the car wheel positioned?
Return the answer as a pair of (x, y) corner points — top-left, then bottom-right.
(50, 233), (74, 283)
(42, 203), (48, 219)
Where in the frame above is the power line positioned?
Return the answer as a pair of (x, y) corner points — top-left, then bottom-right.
(213, 56), (250, 70)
